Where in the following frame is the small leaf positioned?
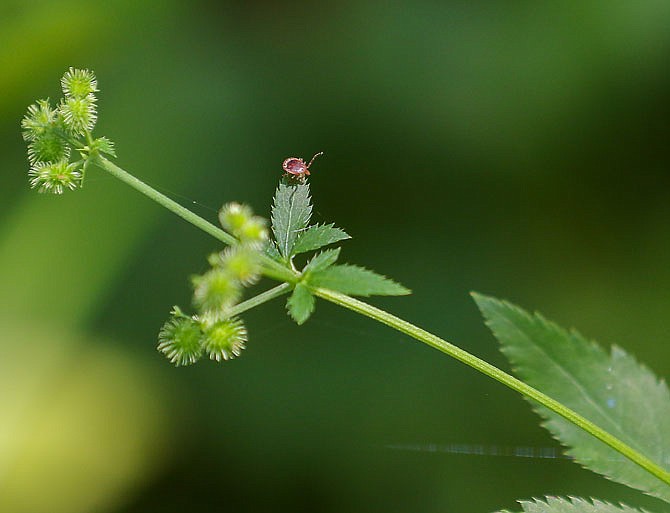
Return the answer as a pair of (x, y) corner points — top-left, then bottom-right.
(271, 182), (312, 259)
(94, 136), (116, 157)
(498, 496), (652, 513)
(474, 293), (670, 504)
(303, 248), (341, 274)
(308, 264), (410, 296)
(287, 283), (315, 325)
(292, 223), (350, 255)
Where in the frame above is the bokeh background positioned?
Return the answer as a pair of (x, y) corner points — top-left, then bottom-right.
(2, 1), (670, 512)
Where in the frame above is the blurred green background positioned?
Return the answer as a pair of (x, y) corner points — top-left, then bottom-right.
(2, 1), (670, 512)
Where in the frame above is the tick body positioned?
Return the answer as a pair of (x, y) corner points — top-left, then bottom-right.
(282, 151), (323, 177)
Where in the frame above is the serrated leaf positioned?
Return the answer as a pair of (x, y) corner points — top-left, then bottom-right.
(95, 136), (116, 157)
(303, 248), (341, 274)
(496, 496), (653, 513)
(292, 223), (350, 255)
(271, 182), (312, 259)
(308, 264), (410, 296)
(474, 293), (670, 504)
(286, 283), (315, 325)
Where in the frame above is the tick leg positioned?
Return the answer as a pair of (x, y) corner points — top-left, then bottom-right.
(306, 151), (323, 168)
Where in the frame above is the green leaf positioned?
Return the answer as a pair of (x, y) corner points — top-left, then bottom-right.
(292, 223), (350, 255)
(474, 293), (670, 504)
(308, 264), (410, 297)
(303, 248), (341, 274)
(93, 136), (116, 157)
(496, 496), (652, 513)
(286, 283), (315, 325)
(271, 182), (312, 259)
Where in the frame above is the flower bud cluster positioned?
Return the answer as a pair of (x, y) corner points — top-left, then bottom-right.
(157, 203), (268, 366)
(218, 202), (269, 243)
(21, 68), (115, 194)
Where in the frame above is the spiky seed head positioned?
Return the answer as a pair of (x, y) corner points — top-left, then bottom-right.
(28, 160), (82, 194)
(238, 217), (268, 243)
(192, 268), (242, 317)
(21, 100), (58, 142)
(210, 247), (261, 286)
(27, 128), (70, 165)
(61, 68), (98, 99)
(218, 202), (268, 243)
(157, 315), (203, 366)
(59, 95), (97, 134)
(201, 317), (247, 361)
(219, 202), (253, 232)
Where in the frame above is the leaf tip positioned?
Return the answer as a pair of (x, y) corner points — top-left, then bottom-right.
(286, 283), (316, 325)
(470, 291), (500, 313)
(396, 284), (412, 295)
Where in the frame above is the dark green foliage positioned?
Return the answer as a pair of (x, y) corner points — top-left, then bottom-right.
(271, 182), (312, 259)
(292, 223), (350, 255)
(286, 283), (315, 325)
(308, 264), (411, 297)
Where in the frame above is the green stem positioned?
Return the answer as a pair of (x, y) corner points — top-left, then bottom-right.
(93, 155), (670, 487)
(93, 156), (295, 282)
(225, 283), (292, 317)
(80, 158), (91, 187)
(95, 156), (237, 244)
(312, 287), (670, 487)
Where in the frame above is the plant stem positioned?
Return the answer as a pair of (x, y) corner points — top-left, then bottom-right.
(226, 283), (292, 317)
(96, 156), (237, 244)
(93, 156), (295, 282)
(94, 155), (670, 487)
(312, 287), (670, 486)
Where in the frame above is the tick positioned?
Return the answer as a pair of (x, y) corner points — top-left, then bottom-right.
(282, 151), (323, 177)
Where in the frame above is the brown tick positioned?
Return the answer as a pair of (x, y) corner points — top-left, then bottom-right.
(282, 151), (323, 177)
